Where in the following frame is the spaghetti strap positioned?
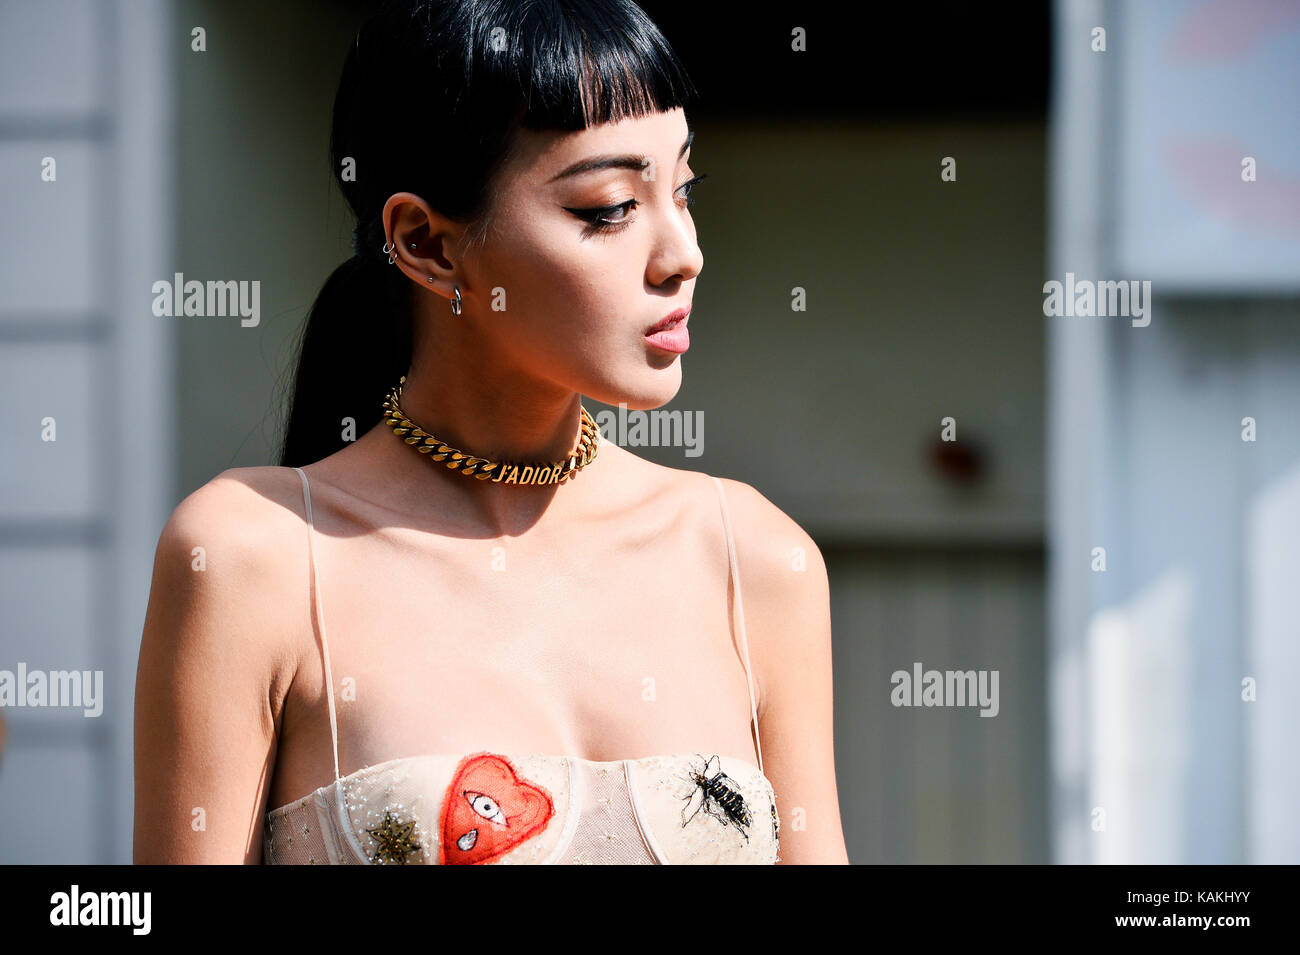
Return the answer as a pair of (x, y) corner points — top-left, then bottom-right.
(709, 475), (764, 775)
(293, 467), (342, 783)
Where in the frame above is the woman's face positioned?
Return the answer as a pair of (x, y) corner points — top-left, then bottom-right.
(456, 107), (704, 411)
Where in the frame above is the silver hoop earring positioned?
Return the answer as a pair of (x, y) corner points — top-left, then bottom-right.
(381, 240), (397, 265)
(450, 285), (462, 316)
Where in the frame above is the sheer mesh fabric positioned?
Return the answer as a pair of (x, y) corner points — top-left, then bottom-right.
(550, 760), (655, 864)
(264, 794), (335, 865)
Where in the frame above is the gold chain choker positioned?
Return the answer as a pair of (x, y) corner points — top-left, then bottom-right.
(381, 376), (600, 484)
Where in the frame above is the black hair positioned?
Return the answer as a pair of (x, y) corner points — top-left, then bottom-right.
(277, 0), (698, 467)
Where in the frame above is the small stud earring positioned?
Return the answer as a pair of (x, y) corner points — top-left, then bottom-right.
(409, 243), (417, 249)
(427, 276), (434, 283)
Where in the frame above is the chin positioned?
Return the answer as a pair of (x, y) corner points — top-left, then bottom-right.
(584, 368), (682, 411)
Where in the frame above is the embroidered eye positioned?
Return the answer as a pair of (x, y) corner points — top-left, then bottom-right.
(464, 791), (509, 826)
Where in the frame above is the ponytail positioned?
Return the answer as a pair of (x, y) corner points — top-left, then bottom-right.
(277, 255), (411, 467)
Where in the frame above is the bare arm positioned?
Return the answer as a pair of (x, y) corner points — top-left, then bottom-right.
(720, 478), (850, 865)
(134, 471), (298, 864)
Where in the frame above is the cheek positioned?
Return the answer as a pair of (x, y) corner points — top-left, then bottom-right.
(482, 218), (637, 335)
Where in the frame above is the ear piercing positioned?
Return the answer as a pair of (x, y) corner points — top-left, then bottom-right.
(382, 237), (460, 314)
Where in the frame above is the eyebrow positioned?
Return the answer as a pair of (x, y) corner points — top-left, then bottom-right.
(548, 128), (694, 183)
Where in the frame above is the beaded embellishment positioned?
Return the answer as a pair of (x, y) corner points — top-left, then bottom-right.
(438, 753), (556, 864)
(366, 810), (421, 864)
(680, 754), (753, 843)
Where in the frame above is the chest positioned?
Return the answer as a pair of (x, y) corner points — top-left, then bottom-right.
(269, 514), (756, 806)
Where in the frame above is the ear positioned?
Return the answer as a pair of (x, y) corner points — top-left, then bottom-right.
(383, 192), (470, 295)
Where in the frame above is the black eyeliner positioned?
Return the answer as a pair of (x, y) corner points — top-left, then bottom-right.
(562, 170), (708, 238)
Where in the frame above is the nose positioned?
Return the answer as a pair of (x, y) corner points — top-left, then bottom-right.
(647, 202), (703, 287)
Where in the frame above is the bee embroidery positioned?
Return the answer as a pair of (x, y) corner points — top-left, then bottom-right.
(681, 754), (753, 843)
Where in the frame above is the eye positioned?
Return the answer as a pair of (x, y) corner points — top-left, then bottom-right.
(676, 172), (707, 207)
(595, 199), (636, 224)
(563, 199), (638, 237)
(562, 171), (707, 240)
(464, 791), (509, 826)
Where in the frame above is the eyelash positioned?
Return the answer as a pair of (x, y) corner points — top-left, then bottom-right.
(566, 173), (708, 239)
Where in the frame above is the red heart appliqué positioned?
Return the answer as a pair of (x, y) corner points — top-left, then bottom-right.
(438, 753), (556, 865)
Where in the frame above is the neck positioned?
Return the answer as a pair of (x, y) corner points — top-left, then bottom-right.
(397, 373), (583, 466)
(377, 348), (599, 514)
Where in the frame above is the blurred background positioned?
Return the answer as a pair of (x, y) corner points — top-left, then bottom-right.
(0, 0), (1296, 863)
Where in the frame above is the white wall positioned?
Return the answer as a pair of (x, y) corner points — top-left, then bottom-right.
(1049, 0), (1300, 863)
(0, 0), (173, 863)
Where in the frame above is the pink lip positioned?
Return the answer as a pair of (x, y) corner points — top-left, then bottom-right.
(644, 306), (690, 353)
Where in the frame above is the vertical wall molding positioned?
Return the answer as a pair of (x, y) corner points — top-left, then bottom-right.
(1047, 0), (1112, 865)
(108, 0), (175, 862)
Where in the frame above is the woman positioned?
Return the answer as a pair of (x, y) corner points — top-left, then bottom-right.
(135, 0), (847, 865)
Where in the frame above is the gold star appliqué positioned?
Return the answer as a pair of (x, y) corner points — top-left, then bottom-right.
(365, 811), (420, 864)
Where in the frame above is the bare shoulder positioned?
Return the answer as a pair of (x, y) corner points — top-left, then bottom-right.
(135, 465), (310, 862)
(692, 473), (831, 710)
(707, 474), (828, 591)
(644, 462), (825, 579)
(162, 465), (308, 549)
(604, 450), (829, 604)
(145, 465), (312, 674)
